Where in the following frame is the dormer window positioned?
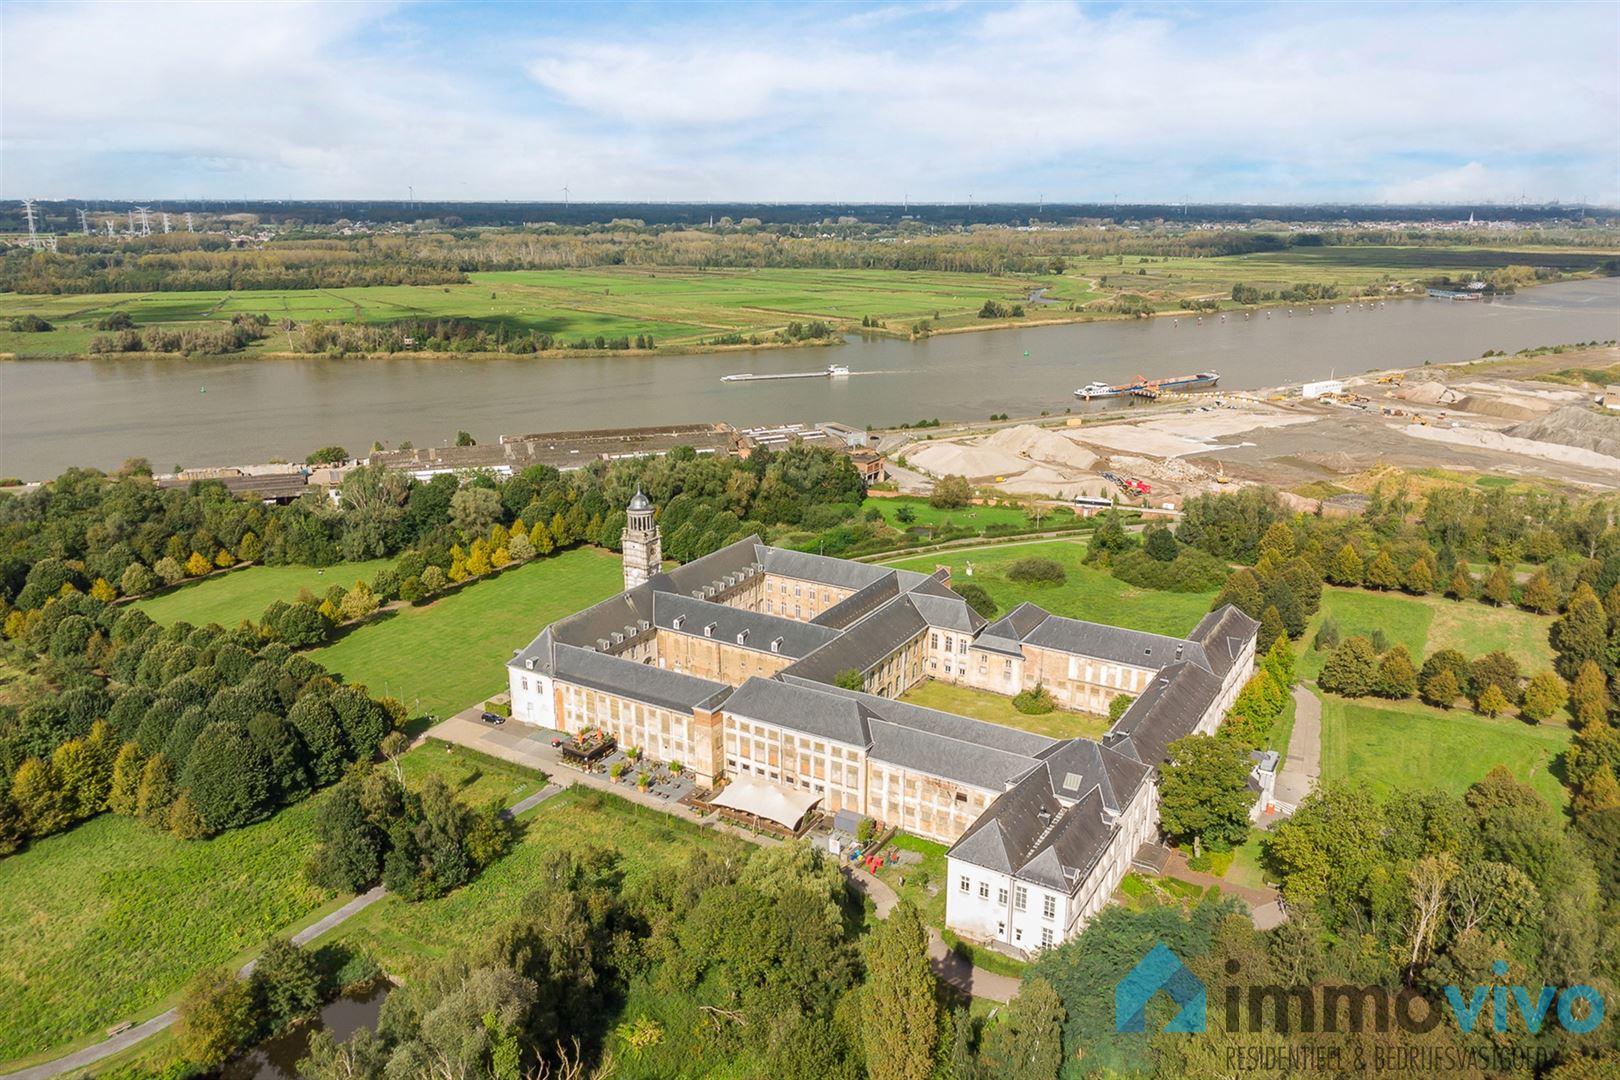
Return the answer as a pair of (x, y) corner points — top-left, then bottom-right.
(771, 636), (783, 653)
(704, 622), (717, 638)
(673, 615), (686, 631)
(736, 629), (750, 645)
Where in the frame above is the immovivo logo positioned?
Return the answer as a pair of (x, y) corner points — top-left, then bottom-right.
(1115, 943), (1206, 1033)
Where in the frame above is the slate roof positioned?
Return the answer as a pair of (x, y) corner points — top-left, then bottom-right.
(866, 718), (1044, 792)
(755, 545), (929, 592)
(651, 535), (765, 599)
(907, 591), (986, 634)
(779, 595), (928, 684)
(1022, 610), (1208, 671)
(1035, 737), (1150, 811)
(1187, 604), (1260, 679)
(653, 593), (839, 658)
(544, 586), (655, 651)
(722, 676), (870, 746)
(550, 643), (732, 714)
(811, 572), (903, 630)
(1101, 659), (1224, 767)
(946, 761), (1120, 891)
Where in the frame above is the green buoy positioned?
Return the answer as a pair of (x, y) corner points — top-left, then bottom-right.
(1023, 350), (1030, 357)
(199, 386), (206, 394)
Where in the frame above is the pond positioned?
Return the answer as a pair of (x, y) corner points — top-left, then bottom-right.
(220, 980), (391, 1080)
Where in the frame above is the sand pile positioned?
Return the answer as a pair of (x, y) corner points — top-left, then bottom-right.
(1404, 422), (1620, 475)
(907, 440), (1032, 480)
(1507, 406), (1620, 459)
(983, 425), (1098, 470)
(1109, 454), (1210, 483)
(1393, 381), (1456, 406)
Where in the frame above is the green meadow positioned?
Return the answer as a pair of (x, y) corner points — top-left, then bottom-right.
(133, 559), (394, 628)
(310, 547), (624, 718)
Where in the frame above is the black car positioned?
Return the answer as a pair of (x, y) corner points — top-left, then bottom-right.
(480, 711), (506, 725)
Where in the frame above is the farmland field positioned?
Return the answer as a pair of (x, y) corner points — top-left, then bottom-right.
(882, 538), (1216, 638)
(5, 246), (1609, 358)
(133, 559), (394, 628)
(0, 742), (542, 1067)
(310, 547), (624, 718)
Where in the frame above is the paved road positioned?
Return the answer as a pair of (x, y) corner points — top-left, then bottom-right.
(5, 785), (564, 1080)
(845, 865), (1020, 1003)
(1272, 684), (1322, 812)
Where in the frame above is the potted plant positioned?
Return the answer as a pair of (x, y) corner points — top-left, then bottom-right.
(610, 761), (626, 781)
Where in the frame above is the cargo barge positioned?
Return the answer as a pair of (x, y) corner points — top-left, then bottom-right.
(1074, 370), (1220, 399)
(722, 364), (850, 383)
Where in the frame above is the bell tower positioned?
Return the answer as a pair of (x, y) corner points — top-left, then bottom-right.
(621, 488), (661, 589)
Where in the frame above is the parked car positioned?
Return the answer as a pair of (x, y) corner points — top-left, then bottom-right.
(480, 711), (506, 725)
(550, 737), (563, 747)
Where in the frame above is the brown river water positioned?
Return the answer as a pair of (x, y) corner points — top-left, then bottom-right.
(2, 278), (1616, 479)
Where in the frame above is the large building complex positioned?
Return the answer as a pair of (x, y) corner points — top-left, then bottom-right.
(507, 496), (1258, 952)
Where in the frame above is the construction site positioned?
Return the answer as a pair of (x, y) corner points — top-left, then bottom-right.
(878, 343), (1620, 506)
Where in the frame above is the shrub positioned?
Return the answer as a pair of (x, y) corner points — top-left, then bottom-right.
(1108, 694), (1135, 722)
(1312, 616), (1341, 652)
(1006, 558), (1067, 586)
(1012, 683), (1056, 715)
(951, 582), (999, 619)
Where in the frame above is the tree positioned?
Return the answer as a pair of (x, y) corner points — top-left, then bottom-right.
(108, 741), (145, 815)
(89, 577), (117, 603)
(1144, 526), (1178, 563)
(1364, 550), (1400, 590)
(337, 464), (411, 561)
(1520, 569), (1560, 615)
(182, 722), (273, 831)
(1477, 684), (1510, 718)
(983, 976), (1064, 1080)
(834, 669), (865, 691)
(1261, 635), (1295, 689)
(1446, 561), (1474, 601)
(1157, 734), (1254, 851)
(929, 475), (972, 510)
(337, 581), (379, 623)
(1569, 660), (1611, 727)
(1258, 521), (1296, 564)
(456, 430), (476, 446)
(952, 582), (998, 620)
(120, 562), (158, 597)
(1318, 636), (1377, 697)
(1403, 557), (1434, 596)
(1520, 671), (1569, 723)
(527, 519), (555, 556)
(306, 773), (384, 892)
(175, 967), (257, 1067)
(154, 556), (185, 586)
(1373, 645), (1418, 699)
(10, 757), (69, 836)
(1326, 543), (1363, 586)
(289, 696), (350, 786)
(1421, 668), (1462, 709)
(167, 791), (208, 839)
(450, 486), (502, 538)
(1469, 651), (1522, 706)
(1257, 605), (1286, 653)
(1482, 563), (1514, 607)
(252, 937), (324, 1033)
(895, 504), (916, 525)
(136, 753), (177, 825)
(420, 564), (448, 594)
(185, 551), (213, 578)
(862, 901), (938, 1080)
(1552, 583), (1609, 679)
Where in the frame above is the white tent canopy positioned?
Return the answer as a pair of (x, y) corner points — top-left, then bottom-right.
(710, 775), (822, 829)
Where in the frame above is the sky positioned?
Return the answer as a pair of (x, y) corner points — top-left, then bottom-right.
(2, 0), (1617, 205)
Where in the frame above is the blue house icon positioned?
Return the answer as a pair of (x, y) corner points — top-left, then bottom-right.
(1115, 943), (1206, 1033)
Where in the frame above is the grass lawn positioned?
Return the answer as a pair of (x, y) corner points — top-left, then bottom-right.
(1224, 833), (1272, 892)
(900, 679), (1110, 740)
(0, 742), (544, 1066)
(310, 548), (623, 718)
(883, 538), (1214, 638)
(864, 495), (1078, 533)
(1317, 692), (1571, 811)
(133, 559), (394, 628)
(317, 787), (745, 981)
(1298, 586), (1555, 680)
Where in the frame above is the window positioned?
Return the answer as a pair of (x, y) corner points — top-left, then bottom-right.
(1042, 895), (1056, 920)
(954, 791), (967, 803)
(996, 887), (1007, 905)
(931, 633), (939, 649)
(520, 677), (528, 691)
(958, 639), (967, 654)
(978, 880), (990, 899)
(959, 876), (970, 894)
(1041, 928), (1054, 948)
(1014, 885), (1028, 911)
(1005, 658), (1013, 671)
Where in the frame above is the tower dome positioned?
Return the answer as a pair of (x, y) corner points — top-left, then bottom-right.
(627, 489), (652, 513)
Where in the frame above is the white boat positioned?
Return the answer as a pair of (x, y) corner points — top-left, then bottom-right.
(1075, 381), (1119, 399)
(827, 364), (850, 377)
(722, 364), (852, 383)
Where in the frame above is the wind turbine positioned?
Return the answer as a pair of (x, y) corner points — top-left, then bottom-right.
(561, 182), (570, 207)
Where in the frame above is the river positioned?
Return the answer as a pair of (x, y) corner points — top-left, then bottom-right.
(2, 278), (1616, 479)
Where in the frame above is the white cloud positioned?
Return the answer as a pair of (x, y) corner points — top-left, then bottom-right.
(2, 0), (1616, 202)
